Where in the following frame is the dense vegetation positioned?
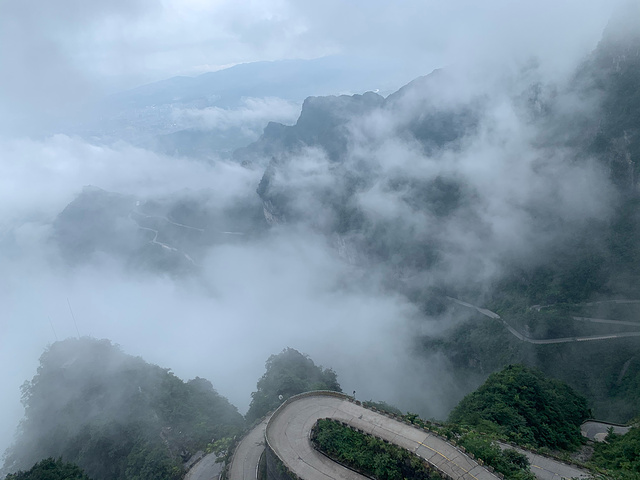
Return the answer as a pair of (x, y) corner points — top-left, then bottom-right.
(449, 364), (590, 450)
(242, 0), (640, 428)
(590, 426), (640, 479)
(454, 433), (533, 480)
(311, 419), (440, 480)
(385, 411), (534, 479)
(2, 338), (244, 480)
(435, 5), (640, 423)
(245, 347), (341, 422)
(5, 458), (91, 480)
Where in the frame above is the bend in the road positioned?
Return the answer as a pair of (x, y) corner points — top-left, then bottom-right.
(448, 297), (640, 344)
(227, 416), (271, 480)
(225, 391), (596, 480)
(265, 391), (501, 480)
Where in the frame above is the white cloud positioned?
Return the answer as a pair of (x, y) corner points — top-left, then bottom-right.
(0, 135), (258, 225)
(0, 135), (454, 458)
(171, 97), (300, 132)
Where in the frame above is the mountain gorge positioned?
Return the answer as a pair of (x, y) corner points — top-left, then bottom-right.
(241, 8), (640, 423)
(41, 2), (640, 429)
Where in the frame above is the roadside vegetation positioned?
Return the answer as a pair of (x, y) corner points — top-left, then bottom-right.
(6, 348), (637, 480)
(589, 425), (640, 479)
(380, 413), (535, 480)
(311, 419), (441, 480)
(448, 364), (590, 450)
(5, 458), (91, 480)
(245, 347), (341, 422)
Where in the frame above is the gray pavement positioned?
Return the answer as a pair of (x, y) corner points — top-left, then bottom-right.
(581, 421), (631, 442)
(497, 443), (590, 480)
(186, 453), (223, 480)
(448, 297), (640, 344)
(229, 416), (271, 480)
(265, 393), (501, 480)
(223, 392), (598, 480)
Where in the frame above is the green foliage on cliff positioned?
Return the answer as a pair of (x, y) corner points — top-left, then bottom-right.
(449, 364), (590, 450)
(311, 419), (440, 480)
(245, 348), (341, 422)
(590, 427), (640, 479)
(3, 338), (244, 480)
(5, 458), (91, 480)
(456, 433), (534, 480)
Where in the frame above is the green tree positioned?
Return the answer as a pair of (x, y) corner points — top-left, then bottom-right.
(3, 338), (244, 480)
(5, 458), (91, 480)
(449, 364), (590, 450)
(246, 348), (341, 422)
(311, 419), (439, 480)
(590, 427), (640, 477)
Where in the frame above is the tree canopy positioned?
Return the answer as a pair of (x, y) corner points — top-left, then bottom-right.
(5, 458), (91, 480)
(245, 348), (341, 422)
(590, 426), (640, 479)
(3, 338), (244, 480)
(448, 364), (590, 450)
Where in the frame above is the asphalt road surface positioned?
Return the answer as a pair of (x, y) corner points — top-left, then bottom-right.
(222, 392), (597, 480)
(186, 453), (223, 480)
(497, 443), (590, 480)
(265, 392), (501, 480)
(229, 416), (271, 480)
(448, 297), (640, 344)
(581, 421), (631, 442)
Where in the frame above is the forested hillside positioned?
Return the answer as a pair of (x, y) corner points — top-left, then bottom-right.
(246, 347), (341, 422)
(231, 4), (640, 423)
(2, 338), (244, 480)
(449, 365), (590, 450)
(5, 458), (91, 480)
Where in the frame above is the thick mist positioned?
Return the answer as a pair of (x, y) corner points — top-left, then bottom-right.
(0, 133), (457, 457)
(0, 0), (629, 464)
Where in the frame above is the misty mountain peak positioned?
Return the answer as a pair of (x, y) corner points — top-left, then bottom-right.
(601, 1), (640, 50)
(296, 91), (385, 130)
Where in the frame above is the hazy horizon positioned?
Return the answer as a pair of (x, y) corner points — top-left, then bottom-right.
(0, 0), (629, 463)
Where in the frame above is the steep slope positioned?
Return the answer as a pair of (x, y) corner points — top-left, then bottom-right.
(52, 185), (266, 272)
(2, 338), (244, 480)
(449, 364), (590, 450)
(235, 7), (640, 422)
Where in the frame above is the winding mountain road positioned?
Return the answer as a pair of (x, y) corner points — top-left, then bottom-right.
(221, 392), (591, 480)
(448, 297), (640, 344)
(495, 443), (589, 480)
(186, 453), (223, 480)
(229, 416), (271, 480)
(580, 421), (632, 442)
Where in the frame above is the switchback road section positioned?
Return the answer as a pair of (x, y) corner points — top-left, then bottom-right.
(264, 392), (500, 480)
(225, 392), (595, 480)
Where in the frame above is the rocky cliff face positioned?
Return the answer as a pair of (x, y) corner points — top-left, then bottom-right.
(578, 1), (640, 190)
(52, 186), (266, 272)
(240, 8), (640, 295)
(234, 91), (385, 166)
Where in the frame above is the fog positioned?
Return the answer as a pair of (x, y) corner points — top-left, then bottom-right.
(0, 0), (628, 463)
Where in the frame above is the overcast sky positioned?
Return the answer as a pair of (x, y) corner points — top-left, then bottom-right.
(0, 0), (628, 465)
(0, 0), (616, 128)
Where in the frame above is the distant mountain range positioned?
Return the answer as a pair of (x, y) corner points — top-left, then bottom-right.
(68, 55), (426, 157)
(51, 5), (640, 423)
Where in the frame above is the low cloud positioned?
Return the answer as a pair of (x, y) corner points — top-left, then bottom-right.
(172, 97), (300, 131)
(0, 0), (629, 463)
(0, 134), (454, 457)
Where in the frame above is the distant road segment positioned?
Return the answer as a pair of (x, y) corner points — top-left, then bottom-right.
(448, 297), (640, 344)
(581, 421), (632, 442)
